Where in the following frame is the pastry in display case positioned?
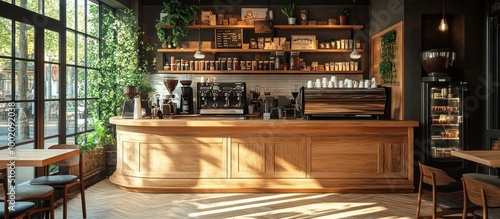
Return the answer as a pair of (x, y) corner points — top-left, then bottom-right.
(422, 81), (468, 160)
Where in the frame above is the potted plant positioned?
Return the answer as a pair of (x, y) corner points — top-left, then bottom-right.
(156, 0), (197, 48)
(155, 19), (169, 48)
(339, 7), (350, 25)
(281, 3), (296, 25)
(138, 80), (156, 100)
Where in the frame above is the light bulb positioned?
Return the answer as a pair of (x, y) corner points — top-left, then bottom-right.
(439, 18), (448, 32)
(350, 48), (361, 59)
(194, 50), (205, 59)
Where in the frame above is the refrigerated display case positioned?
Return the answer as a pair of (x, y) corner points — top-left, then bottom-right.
(422, 81), (468, 161)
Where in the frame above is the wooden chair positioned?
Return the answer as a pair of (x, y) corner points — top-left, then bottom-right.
(462, 173), (500, 219)
(416, 162), (465, 219)
(30, 144), (86, 219)
(0, 184), (54, 219)
(0, 170), (36, 219)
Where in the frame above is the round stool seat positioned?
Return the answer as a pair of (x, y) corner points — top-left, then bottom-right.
(0, 184), (54, 201)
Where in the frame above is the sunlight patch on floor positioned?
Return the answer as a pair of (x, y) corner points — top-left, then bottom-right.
(189, 193), (375, 218)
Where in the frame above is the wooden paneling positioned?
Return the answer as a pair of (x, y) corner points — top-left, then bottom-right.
(120, 135), (226, 178)
(231, 137), (307, 178)
(310, 137), (409, 179)
(110, 117), (417, 192)
(371, 21), (404, 120)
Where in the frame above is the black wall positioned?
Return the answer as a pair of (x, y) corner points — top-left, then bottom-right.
(369, 0), (404, 36)
(403, 0), (488, 184)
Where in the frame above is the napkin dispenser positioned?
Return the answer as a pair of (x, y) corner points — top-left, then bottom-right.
(298, 87), (390, 120)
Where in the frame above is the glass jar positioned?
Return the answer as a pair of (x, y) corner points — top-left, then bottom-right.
(289, 51), (300, 70)
(221, 58), (227, 70)
(240, 61), (246, 70)
(215, 60), (220, 70)
(275, 51), (285, 70)
(233, 58), (239, 70)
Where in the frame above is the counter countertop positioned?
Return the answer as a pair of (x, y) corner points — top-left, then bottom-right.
(110, 116), (419, 127)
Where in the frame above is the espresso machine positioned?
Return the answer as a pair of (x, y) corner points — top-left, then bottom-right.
(180, 80), (193, 114)
(197, 82), (246, 115)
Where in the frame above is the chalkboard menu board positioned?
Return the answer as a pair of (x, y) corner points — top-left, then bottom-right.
(215, 29), (243, 49)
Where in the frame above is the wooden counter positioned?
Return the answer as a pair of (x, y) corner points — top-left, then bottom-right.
(109, 116), (418, 192)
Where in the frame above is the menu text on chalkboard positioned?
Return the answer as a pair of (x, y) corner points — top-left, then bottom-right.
(215, 29), (243, 49)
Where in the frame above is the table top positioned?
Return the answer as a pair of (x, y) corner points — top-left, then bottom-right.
(0, 149), (79, 167)
(451, 150), (500, 168)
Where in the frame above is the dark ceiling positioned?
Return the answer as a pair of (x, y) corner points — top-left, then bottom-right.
(141, 0), (370, 6)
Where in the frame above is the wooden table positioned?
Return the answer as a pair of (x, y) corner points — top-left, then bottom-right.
(451, 150), (500, 168)
(0, 149), (79, 167)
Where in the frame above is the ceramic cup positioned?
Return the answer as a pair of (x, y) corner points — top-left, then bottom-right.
(346, 80), (353, 88)
(371, 77), (377, 88)
(364, 79), (370, 88)
(328, 81), (334, 88)
(307, 80), (313, 88)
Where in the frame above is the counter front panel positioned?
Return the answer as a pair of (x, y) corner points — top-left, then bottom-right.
(110, 117), (418, 192)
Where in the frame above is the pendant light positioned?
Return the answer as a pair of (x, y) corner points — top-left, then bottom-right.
(350, 0), (361, 59)
(438, 0), (448, 32)
(194, 0), (205, 59)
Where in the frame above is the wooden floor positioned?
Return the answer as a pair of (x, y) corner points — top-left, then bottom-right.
(55, 179), (435, 219)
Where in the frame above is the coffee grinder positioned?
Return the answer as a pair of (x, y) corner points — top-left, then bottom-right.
(139, 92), (152, 117)
(121, 85), (138, 119)
(180, 80), (193, 114)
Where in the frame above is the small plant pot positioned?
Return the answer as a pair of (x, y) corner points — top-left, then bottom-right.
(339, 15), (347, 25)
(288, 17), (296, 25)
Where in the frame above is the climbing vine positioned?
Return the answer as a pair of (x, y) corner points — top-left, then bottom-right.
(379, 30), (396, 84)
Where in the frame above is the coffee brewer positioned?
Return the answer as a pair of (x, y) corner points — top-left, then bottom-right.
(197, 82), (246, 115)
(180, 80), (193, 114)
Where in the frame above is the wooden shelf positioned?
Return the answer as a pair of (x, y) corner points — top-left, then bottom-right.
(162, 24), (364, 30)
(157, 49), (362, 53)
(163, 25), (256, 29)
(274, 24), (363, 30)
(157, 70), (363, 74)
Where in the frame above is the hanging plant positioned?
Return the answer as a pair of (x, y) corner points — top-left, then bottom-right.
(379, 30), (396, 84)
(155, 0), (197, 47)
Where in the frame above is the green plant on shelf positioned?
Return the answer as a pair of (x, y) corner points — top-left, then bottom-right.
(156, 0), (197, 47)
(341, 7), (350, 16)
(281, 3), (295, 18)
(379, 30), (396, 84)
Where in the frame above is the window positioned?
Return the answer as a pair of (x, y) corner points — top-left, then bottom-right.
(66, 0), (100, 136)
(0, 0), (107, 183)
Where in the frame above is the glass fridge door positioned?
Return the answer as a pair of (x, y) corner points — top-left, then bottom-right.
(426, 82), (466, 159)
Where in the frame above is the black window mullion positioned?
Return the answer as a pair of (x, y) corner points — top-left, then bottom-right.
(59, 0), (67, 143)
(35, 26), (44, 150)
(10, 18), (15, 102)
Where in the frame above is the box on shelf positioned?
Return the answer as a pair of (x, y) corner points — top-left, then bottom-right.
(291, 35), (317, 50)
